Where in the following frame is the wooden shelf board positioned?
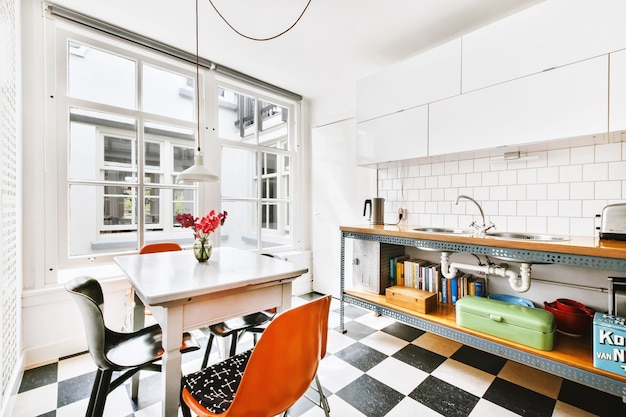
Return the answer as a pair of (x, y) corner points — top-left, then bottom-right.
(344, 289), (626, 384)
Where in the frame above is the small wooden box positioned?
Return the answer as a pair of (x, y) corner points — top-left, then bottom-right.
(385, 286), (437, 314)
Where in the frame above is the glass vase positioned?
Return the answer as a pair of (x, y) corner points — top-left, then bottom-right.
(193, 237), (213, 262)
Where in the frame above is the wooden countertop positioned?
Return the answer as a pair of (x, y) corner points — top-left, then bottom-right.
(340, 224), (626, 260)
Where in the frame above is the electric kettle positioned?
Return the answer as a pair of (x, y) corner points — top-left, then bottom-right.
(363, 198), (385, 225)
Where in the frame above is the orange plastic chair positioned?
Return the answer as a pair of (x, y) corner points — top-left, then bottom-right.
(139, 242), (183, 254)
(181, 295), (332, 417)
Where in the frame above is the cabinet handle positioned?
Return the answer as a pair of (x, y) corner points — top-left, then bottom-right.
(353, 258), (360, 266)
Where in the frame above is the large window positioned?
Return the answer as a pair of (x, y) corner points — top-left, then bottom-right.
(218, 87), (297, 251)
(49, 29), (206, 274)
(42, 20), (301, 285)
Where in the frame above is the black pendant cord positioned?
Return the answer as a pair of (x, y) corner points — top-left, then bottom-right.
(207, 0), (313, 41)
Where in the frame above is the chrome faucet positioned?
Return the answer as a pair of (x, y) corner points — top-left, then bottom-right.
(455, 195), (495, 235)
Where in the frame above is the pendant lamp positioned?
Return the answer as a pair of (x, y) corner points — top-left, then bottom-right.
(177, 0), (219, 183)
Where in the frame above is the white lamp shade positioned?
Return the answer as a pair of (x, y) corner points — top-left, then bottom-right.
(176, 152), (219, 182)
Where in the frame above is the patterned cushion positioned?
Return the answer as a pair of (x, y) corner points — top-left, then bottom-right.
(183, 349), (252, 414)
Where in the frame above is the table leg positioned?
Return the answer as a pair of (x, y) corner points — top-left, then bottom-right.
(131, 292), (145, 399)
(161, 306), (184, 417)
(279, 281), (293, 313)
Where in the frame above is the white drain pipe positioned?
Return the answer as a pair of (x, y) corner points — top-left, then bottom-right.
(440, 252), (532, 293)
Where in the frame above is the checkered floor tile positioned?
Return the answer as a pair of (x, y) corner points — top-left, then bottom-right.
(12, 294), (626, 417)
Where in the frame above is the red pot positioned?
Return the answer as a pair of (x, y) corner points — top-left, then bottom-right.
(544, 300), (594, 336)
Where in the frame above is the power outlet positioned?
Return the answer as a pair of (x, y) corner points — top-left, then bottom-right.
(398, 208), (407, 220)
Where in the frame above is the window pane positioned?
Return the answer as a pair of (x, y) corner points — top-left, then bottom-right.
(142, 64), (194, 121)
(104, 136), (132, 165)
(258, 100), (289, 149)
(173, 145), (196, 173)
(221, 147), (258, 198)
(69, 109), (137, 181)
(261, 202), (291, 250)
(69, 184), (138, 256)
(68, 41), (136, 109)
(145, 142), (160, 168)
(218, 88), (256, 143)
(173, 189), (196, 226)
(219, 201), (258, 250)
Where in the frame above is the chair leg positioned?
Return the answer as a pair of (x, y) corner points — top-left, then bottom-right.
(201, 333), (215, 369)
(92, 370), (113, 417)
(229, 331), (239, 357)
(180, 388), (192, 417)
(86, 369), (104, 417)
(314, 374), (331, 417)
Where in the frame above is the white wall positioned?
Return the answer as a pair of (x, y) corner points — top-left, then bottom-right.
(311, 119), (376, 297)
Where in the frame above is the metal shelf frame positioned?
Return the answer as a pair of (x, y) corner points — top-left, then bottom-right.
(339, 231), (626, 399)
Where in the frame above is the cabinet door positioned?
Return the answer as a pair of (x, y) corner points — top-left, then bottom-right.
(462, 0), (626, 93)
(610, 49), (626, 133)
(429, 56), (608, 156)
(356, 39), (461, 122)
(357, 105), (428, 165)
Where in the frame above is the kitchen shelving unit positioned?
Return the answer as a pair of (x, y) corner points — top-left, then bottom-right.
(339, 229), (626, 399)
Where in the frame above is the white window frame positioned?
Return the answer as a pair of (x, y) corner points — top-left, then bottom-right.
(43, 21), (216, 284)
(217, 78), (300, 253)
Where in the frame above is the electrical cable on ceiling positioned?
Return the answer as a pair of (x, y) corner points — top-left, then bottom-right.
(208, 0), (312, 41)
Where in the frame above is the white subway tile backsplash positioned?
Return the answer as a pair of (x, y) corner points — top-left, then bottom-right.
(482, 171), (499, 186)
(517, 200), (536, 216)
(569, 182), (594, 200)
(444, 161), (459, 174)
(547, 149), (570, 166)
(609, 161), (626, 180)
(438, 175), (452, 188)
(432, 162), (445, 175)
(466, 172), (481, 186)
(498, 170), (517, 185)
(526, 217), (547, 234)
(498, 201), (517, 216)
(570, 217), (595, 237)
(526, 184), (547, 200)
(517, 168), (537, 184)
(507, 185), (527, 200)
(489, 186), (507, 200)
(571, 146), (595, 164)
(381, 142), (624, 237)
(596, 143), (622, 162)
(559, 200), (582, 218)
(507, 216), (526, 232)
(546, 183), (569, 200)
(583, 163), (608, 181)
(595, 181), (621, 199)
(537, 166), (559, 183)
(547, 217), (570, 235)
(458, 159), (474, 173)
(559, 165), (582, 182)
(537, 200), (558, 217)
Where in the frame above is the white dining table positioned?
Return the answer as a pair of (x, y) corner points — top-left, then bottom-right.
(114, 247), (308, 417)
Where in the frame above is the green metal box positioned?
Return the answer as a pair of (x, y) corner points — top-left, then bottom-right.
(456, 296), (556, 351)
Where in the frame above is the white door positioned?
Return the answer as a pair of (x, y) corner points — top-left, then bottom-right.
(311, 119), (376, 298)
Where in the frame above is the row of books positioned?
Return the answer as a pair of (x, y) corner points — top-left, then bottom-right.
(390, 256), (486, 304)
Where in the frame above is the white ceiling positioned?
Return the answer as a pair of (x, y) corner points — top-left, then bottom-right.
(53, 0), (543, 123)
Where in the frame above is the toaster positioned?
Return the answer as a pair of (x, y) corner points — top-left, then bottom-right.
(599, 203), (626, 241)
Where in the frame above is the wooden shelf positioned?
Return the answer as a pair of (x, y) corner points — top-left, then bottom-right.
(344, 289), (626, 386)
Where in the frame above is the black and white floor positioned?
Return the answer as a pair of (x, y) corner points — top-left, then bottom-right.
(13, 294), (626, 417)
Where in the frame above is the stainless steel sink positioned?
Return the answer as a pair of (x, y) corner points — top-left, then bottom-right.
(485, 231), (569, 241)
(412, 227), (472, 235)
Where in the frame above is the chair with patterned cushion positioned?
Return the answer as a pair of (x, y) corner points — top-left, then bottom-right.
(181, 295), (331, 417)
(65, 276), (200, 417)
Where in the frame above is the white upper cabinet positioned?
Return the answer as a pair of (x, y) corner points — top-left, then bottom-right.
(462, 0), (626, 93)
(429, 56), (609, 156)
(356, 39), (461, 123)
(610, 49), (626, 133)
(357, 105), (428, 165)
